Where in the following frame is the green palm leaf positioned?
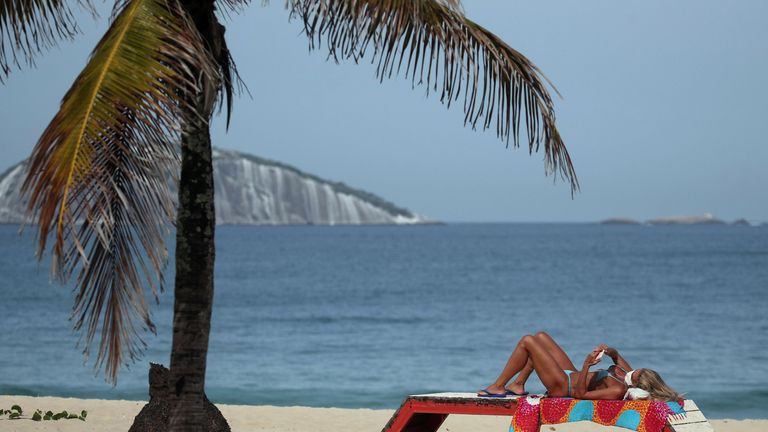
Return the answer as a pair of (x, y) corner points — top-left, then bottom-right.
(21, 0), (216, 383)
(289, 0), (578, 192)
(0, 0), (90, 82)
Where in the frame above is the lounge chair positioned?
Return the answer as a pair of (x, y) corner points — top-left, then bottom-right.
(381, 392), (714, 432)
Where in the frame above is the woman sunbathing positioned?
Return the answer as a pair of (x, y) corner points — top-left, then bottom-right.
(478, 331), (680, 401)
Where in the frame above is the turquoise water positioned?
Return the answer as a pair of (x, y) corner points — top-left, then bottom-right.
(1, 224), (767, 419)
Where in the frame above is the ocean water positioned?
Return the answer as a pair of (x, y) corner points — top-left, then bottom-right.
(1, 223), (767, 419)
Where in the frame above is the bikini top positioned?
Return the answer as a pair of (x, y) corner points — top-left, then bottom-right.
(595, 365), (628, 385)
(597, 366), (651, 400)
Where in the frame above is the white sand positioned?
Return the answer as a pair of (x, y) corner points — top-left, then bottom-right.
(0, 395), (762, 431)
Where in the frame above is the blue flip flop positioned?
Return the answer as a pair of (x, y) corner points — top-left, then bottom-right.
(505, 390), (529, 396)
(477, 389), (508, 398)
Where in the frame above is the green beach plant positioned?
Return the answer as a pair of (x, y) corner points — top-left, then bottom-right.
(2, 1), (578, 430)
(32, 409), (87, 421)
(2, 404), (22, 419)
(2, 406), (86, 421)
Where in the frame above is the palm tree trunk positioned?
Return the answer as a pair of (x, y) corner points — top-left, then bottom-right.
(168, 2), (223, 430)
(169, 95), (217, 431)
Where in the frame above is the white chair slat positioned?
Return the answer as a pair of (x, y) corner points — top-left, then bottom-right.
(668, 410), (708, 425)
(669, 422), (715, 432)
(681, 399), (700, 411)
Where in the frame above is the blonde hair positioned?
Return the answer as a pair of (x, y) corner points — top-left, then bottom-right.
(636, 369), (681, 402)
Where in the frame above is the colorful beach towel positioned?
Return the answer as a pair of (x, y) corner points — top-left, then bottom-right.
(510, 396), (685, 432)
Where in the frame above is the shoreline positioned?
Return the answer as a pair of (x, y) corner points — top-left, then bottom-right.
(1, 395), (764, 431)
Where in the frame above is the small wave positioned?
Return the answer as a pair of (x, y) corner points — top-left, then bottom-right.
(0, 383), (146, 402)
(0, 384), (37, 396)
(263, 315), (428, 325)
(206, 386), (408, 409)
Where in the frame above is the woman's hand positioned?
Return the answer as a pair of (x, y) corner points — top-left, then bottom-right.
(583, 350), (602, 367)
(595, 344), (619, 361)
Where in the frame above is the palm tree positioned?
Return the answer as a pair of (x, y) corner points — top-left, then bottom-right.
(2, 0), (578, 430)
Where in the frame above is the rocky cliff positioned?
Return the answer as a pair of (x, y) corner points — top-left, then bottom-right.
(0, 148), (429, 225)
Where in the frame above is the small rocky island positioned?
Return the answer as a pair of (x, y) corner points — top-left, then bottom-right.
(601, 214), (756, 226)
(646, 213), (725, 225)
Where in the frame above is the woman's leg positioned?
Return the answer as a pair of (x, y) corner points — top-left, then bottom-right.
(534, 331), (577, 371)
(480, 335), (569, 397)
(503, 332), (576, 394)
(504, 358), (533, 394)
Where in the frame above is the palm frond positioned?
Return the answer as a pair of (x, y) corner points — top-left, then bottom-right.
(289, 0), (577, 192)
(21, 0), (216, 383)
(202, 1), (248, 128)
(214, 27), (241, 129)
(0, 0), (91, 82)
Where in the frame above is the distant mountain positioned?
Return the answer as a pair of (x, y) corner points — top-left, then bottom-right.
(0, 148), (431, 225)
(0, 163), (26, 224)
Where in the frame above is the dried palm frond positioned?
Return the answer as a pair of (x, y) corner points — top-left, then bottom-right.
(289, 0), (577, 192)
(214, 26), (241, 129)
(21, 0), (217, 383)
(0, 0), (92, 82)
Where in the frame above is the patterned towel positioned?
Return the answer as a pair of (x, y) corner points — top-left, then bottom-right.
(510, 396), (685, 432)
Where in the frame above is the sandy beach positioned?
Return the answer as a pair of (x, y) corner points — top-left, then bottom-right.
(0, 395), (762, 432)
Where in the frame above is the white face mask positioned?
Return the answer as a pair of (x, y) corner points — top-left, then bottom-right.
(624, 369), (635, 387)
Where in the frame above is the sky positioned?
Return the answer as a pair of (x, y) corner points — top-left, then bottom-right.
(1, 1), (767, 223)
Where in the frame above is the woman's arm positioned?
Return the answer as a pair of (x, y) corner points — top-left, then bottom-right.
(602, 345), (632, 371)
(572, 350), (626, 400)
(571, 350), (600, 398)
